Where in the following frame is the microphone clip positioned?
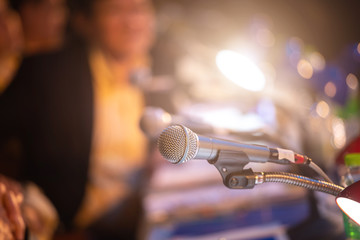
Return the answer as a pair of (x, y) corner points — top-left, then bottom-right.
(210, 150), (257, 189)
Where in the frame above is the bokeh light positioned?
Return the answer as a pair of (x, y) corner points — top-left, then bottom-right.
(316, 100), (330, 118)
(324, 81), (337, 98)
(346, 73), (359, 90)
(309, 52), (326, 71)
(216, 50), (266, 92)
(332, 117), (346, 149)
(297, 59), (313, 79)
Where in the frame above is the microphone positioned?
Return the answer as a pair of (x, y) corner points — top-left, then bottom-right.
(158, 125), (311, 165)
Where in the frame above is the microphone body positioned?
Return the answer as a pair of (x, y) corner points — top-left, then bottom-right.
(196, 135), (270, 163)
(158, 125), (309, 165)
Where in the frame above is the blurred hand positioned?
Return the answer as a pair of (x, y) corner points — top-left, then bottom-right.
(0, 175), (24, 240)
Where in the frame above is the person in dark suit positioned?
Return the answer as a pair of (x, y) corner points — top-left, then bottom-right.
(0, 0), (155, 239)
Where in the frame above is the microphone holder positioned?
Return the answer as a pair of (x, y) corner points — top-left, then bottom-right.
(210, 150), (344, 196)
(209, 150), (257, 189)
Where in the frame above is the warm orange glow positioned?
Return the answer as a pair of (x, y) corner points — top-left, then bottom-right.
(316, 101), (330, 118)
(297, 59), (313, 79)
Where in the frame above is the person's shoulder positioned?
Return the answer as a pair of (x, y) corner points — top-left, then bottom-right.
(21, 43), (88, 70)
(12, 43), (89, 90)
(19, 50), (61, 71)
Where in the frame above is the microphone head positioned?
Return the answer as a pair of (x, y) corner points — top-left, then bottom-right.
(158, 125), (199, 164)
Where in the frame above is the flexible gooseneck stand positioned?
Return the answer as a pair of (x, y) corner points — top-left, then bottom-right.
(210, 150), (344, 196)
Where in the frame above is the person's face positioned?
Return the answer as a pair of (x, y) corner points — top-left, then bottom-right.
(90, 0), (155, 58)
(0, 0), (10, 53)
(0, 0), (23, 55)
(21, 0), (67, 43)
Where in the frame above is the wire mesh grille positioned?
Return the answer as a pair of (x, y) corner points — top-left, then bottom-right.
(158, 125), (198, 164)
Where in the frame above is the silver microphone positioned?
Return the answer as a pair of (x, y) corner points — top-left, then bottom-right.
(158, 125), (311, 165)
(158, 125), (271, 164)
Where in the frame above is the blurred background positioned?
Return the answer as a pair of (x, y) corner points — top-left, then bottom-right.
(145, 0), (360, 239)
(1, 0), (360, 239)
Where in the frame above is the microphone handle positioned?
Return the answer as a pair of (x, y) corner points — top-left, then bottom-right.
(194, 135), (311, 165)
(195, 135), (271, 162)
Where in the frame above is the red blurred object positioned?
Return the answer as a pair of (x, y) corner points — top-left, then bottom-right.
(336, 181), (360, 225)
(336, 135), (360, 165)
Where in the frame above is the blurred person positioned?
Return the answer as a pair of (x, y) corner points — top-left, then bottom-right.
(0, 0), (22, 93)
(9, 0), (67, 55)
(0, 0), (155, 239)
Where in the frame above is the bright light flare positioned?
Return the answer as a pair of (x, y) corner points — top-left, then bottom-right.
(216, 50), (266, 92)
(336, 197), (360, 225)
